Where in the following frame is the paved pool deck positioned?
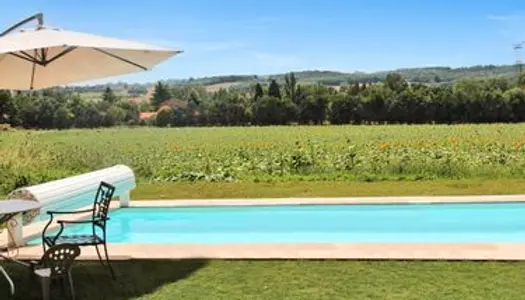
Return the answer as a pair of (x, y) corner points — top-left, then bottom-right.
(3, 194), (525, 261)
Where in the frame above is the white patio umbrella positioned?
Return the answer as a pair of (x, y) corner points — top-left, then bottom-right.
(0, 13), (181, 90)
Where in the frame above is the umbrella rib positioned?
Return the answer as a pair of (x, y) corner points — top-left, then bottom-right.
(44, 46), (77, 65)
(20, 51), (37, 61)
(8, 52), (40, 65)
(9, 47), (77, 66)
(93, 48), (148, 71)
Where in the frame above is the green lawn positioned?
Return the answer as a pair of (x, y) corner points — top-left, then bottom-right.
(132, 179), (525, 199)
(3, 260), (525, 300)
(5, 178), (525, 200)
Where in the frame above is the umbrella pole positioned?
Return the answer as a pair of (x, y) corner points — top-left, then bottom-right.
(0, 13), (44, 37)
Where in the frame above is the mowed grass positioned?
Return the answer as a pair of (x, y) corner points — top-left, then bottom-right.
(132, 179), (525, 199)
(3, 260), (525, 300)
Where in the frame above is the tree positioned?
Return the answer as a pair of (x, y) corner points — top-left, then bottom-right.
(430, 85), (457, 123)
(388, 88), (428, 124)
(295, 85), (307, 107)
(151, 81), (171, 107)
(349, 82), (360, 95)
(329, 94), (362, 124)
(53, 107), (74, 129)
(284, 73), (297, 103)
(156, 106), (173, 127)
(519, 73), (525, 88)
(0, 91), (16, 125)
(117, 101), (140, 125)
(254, 83), (264, 101)
(76, 104), (102, 128)
(188, 89), (201, 106)
(35, 97), (58, 129)
(102, 87), (118, 104)
(172, 107), (189, 126)
(361, 85), (390, 123)
(487, 77), (510, 92)
(252, 96), (296, 125)
(268, 79), (281, 99)
(507, 88), (525, 122)
(209, 89), (250, 126)
(298, 85), (332, 124)
(18, 102), (40, 128)
(385, 73), (408, 93)
(300, 94), (329, 125)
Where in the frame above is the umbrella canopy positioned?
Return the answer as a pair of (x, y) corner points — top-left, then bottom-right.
(0, 14), (181, 90)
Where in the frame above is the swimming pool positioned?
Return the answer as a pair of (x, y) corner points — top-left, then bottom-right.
(30, 202), (525, 244)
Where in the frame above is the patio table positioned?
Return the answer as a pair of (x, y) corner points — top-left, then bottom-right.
(0, 200), (41, 297)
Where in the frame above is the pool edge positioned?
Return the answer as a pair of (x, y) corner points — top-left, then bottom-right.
(11, 242), (525, 261)
(130, 194), (525, 207)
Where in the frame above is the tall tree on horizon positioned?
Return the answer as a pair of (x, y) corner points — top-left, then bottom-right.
(268, 79), (281, 99)
(151, 81), (172, 108)
(254, 83), (264, 101)
(284, 73), (297, 103)
(385, 73), (408, 93)
(102, 87), (118, 104)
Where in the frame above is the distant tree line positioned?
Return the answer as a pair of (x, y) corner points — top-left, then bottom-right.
(0, 87), (141, 129)
(150, 72), (525, 127)
(1, 72), (525, 129)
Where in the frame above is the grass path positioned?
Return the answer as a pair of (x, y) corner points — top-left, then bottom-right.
(132, 179), (525, 199)
(5, 178), (524, 200)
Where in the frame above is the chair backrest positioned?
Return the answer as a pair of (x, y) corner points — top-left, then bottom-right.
(41, 244), (81, 277)
(92, 181), (116, 226)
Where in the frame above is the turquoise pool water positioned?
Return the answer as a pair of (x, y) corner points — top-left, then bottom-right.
(30, 203), (525, 244)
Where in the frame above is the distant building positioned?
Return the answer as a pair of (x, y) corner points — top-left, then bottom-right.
(139, 112), (157, 120)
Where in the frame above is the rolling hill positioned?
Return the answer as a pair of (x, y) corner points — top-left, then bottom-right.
(68, 64), (521, 100)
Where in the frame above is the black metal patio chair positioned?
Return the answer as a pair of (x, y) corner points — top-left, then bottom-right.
(41, 181), (116, 279)
(28, 243), (81, 300)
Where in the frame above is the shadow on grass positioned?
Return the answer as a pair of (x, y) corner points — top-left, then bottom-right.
(0, 259), (208, 300)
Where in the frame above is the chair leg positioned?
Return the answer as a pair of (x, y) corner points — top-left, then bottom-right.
(67, 272), (76, 300)
(94, 244), (105, 266)
(102, 242), (116, 280)
(40, 277), (51, 300)
(61, 277), (68, 294)
(0, 266), (15, 296)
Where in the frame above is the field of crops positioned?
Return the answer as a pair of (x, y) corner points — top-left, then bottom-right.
(1, 124), (525, 194)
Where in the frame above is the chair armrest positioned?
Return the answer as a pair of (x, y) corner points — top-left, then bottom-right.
(57, 217), (109, 225)
(47, 209), (94, 215)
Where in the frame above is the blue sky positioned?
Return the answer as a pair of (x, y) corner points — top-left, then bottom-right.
(1, 0), (525, 84)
